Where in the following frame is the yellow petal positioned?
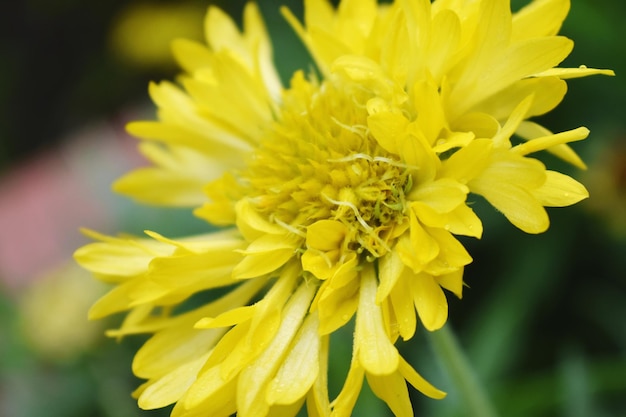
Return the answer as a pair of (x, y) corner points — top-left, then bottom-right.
(409, 178), (468, 213)
(237, 283), (316, 417)
(133, 326), (222, 380)
(532, 171), (589, 207)
(232, 234), (297, 279)
(451, 112), (500, 139)
(170, 38), (212, 74)
(425, 228), (473, 274)
(441, 138), (493, 184)
(400, 131), (439, 182)
(408, 211), (440, 266)
(182, 363), (237, 411)
(266, 313), (321, 405)
(473, 77), (566, 121)
(398, 356), (446, 399)
(443, 204), (483, 238)
(389, 276), (417, 340)
(474, 150), (546, 188)
(137, 351), (210, 410)
(412, 78), (447, 145)
(453, 36), (573, 117)
(74, 230), (168, 279)
(194, 305), (255, 329)
(205, 5), (247, 54)
(329, 357), (365, 417)
(306, 335), (331, 417)
(366, 371), (413, 417)
(435, 268), (464, 299)
(235, 199), (286, 241)
(302, 249), (339, 280)
(412, 273), (448, 331)
(491, 94), (534, 148)
(306, 220), (348, 251)
(512, 0), (569, 40)
(114, 142), (219, 207)
(516, 121), (587, 169)
(88, 281), (135, 320)
(114, 166), (208, 207)
(376, 250), (405, 303)
(332, 55), (395, 99)
(315, 274), (359, 335)
(432, 131), (474, 154)
(532, 66), (615, 79)
(471, 179), (549, 234)
(356, 265), (399, 375)
(512, 126), (589, 156)
(367, 109), (409, 155)
(427, 9), (461, 83)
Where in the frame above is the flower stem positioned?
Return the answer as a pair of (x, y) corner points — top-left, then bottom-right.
(428, 324), (499, 417)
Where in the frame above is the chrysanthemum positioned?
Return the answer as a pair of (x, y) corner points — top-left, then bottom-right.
(75, 1), (613, 416)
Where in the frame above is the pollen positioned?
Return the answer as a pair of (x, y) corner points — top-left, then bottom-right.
(240, 72), (412, 260)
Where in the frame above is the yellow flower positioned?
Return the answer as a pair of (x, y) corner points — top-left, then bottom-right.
(75, 1), (612, 416)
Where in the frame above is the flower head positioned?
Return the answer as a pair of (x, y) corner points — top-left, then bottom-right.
(75, 1), (613, 416)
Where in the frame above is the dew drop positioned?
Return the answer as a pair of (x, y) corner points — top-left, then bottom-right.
(444, 224), (451, 230)
(579, 64), (588, 69)
(436, 139), (447, 146)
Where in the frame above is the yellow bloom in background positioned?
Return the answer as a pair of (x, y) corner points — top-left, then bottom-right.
(75, 1), (613, 416)
(109, 2), (205, 69)
(20, 263), (106, 362)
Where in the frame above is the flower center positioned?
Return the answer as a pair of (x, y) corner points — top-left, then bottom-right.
(240, 71), (412, 258)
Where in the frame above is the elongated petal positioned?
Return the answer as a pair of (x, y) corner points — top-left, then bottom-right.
(533, 66), (615, 79)
(306, 335), (331, 417)
(532, 171), (589, 207)
(412, 272), (448, 331)
(472, 179), (549, 233)
(306, 220), (348, 251)
(376, 250), (405, 303)
(138, 351), (210, 410)
(356, 265), (400, 375)
(74, 230), (171, 279)
(436, 268), (465, 299)
(398, 357), (446, 399)
(388, 275), (417, 340)
(512, 127), (589, 156)
(512, 0), (569, 40)
(232, 234), (298, 279)
(367, 110), (408, 155)
(266, 313), (321, 405)
(516, 121), (587, 169)
(440, 139), (493, 184)
(329, 358), (365, 417)
(366, 371), (413, 417)
(237, 283), (316, 417)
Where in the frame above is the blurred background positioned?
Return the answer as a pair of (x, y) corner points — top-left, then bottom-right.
(0, 0), (624, 416)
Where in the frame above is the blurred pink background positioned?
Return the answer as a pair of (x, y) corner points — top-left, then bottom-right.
(0, 111), (144, 293)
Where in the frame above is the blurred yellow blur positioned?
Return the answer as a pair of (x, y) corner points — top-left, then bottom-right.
(19, 262), (107, 362)
(109, 2), (206, 69)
